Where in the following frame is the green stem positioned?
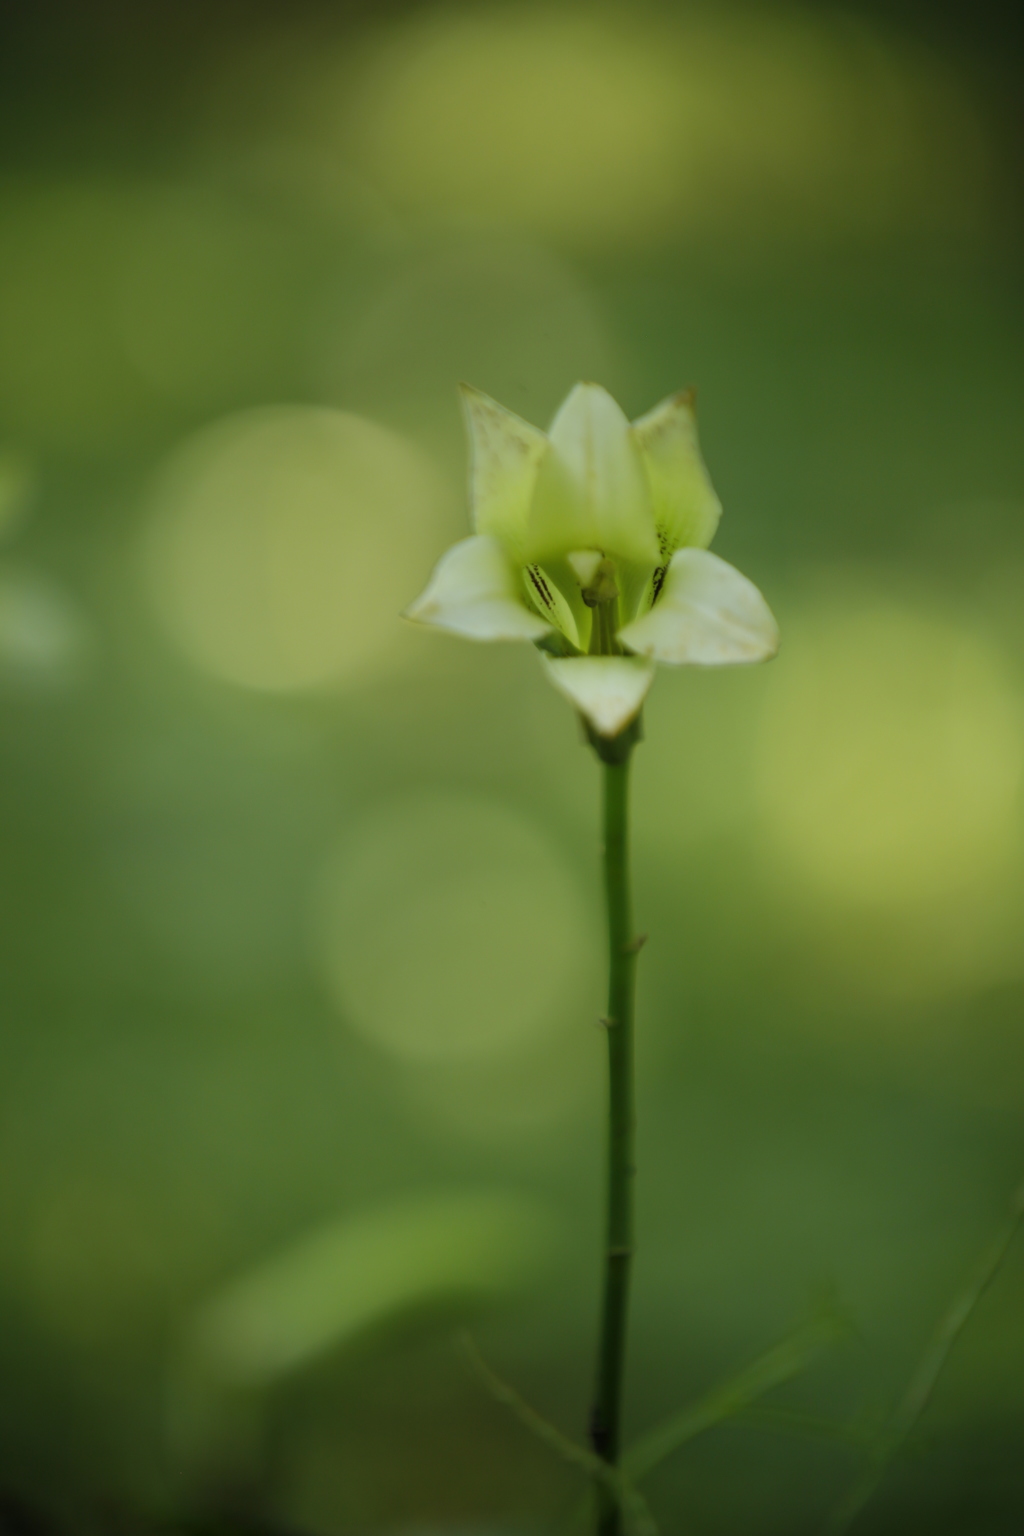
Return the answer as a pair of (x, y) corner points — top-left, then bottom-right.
(589, 742), (640, 1536)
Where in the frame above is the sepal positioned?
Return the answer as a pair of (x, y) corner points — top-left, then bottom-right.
(540, 654), (655, 737)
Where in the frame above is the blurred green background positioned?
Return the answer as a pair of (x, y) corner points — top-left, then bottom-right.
(2, 1), (1024, 1532)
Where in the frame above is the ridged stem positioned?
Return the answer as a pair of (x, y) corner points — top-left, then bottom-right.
(588, 743), (639, 1536)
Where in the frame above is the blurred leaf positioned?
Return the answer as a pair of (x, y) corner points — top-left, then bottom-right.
(186, 1189), (558, 1387)
(624, 1311), (849, 1482)
(731, 1404), (870, 1447)
(827, 1180), (1024, 1533)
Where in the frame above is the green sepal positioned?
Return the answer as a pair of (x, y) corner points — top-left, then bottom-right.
(586, 712), (644, 765)
(534, 631), (583, 659)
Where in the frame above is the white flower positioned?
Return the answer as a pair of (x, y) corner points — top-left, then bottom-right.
(406, 383), (778, 737)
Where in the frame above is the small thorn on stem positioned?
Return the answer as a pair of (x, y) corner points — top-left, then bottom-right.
(624, 933), (647, 953)
(598, 1015), (617, 1030)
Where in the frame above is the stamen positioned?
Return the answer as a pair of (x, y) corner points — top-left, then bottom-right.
(526, 565), (557, 617)
(651, 531), (672, 604)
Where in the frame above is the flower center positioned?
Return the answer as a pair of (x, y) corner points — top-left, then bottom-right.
(582, 557), (621, 656)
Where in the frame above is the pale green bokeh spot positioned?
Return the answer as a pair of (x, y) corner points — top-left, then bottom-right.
(321, 7), (988, 251)
(396, 1029), (601, 1149)
(327, 10), (684, 248)
(0, 567), (87, 685)
(317, 793), (597, 1062)
(756, 582), (1024, 907)
(141, 405), (455, 692)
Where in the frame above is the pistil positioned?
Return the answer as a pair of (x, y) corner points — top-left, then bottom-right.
(583, 558), (621, 657)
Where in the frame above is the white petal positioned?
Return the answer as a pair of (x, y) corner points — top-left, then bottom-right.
(618, 548), (778, 665)
(529, 384), (659, 566)
(630, 390), (721, 555)
(460, 385), (550, 559)
(405, 534), (551, 642)
(540, 654), (655, 737)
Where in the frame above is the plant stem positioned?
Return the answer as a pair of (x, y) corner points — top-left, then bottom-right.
(589, 742), (640, 1536)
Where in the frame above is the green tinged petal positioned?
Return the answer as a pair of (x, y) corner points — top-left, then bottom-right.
(528, 384), (659, 567)
(630, 390), (721, 557)
(618, 548), (779, 665)
(540, 654), (655, 738)
(616, 556), (660, 627)
(523, 559), (587, 651)
(404, 534), (551, 643)
(460, 385), (549, 560)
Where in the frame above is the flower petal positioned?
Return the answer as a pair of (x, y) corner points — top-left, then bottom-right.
(529, 384), (659, 566)
(460, 385), (550, 559)
(630, 390), (721, 556)
(523, 560), (585, 650)
(540, 654), (655, 737)
(405, 534), (551, 642)
(618, 548), (779, 665)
